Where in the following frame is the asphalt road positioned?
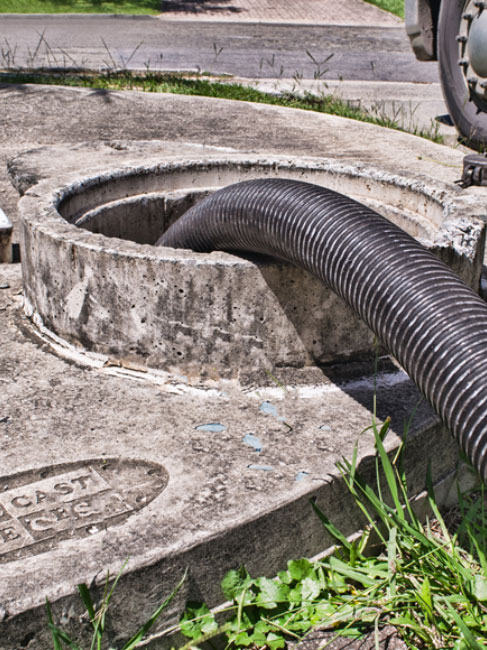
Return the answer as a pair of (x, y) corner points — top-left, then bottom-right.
(0, 14), (439, 82)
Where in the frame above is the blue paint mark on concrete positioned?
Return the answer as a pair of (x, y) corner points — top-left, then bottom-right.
(260, 401), (279, 417)
(295, 471), (310, 482)
(319, 425), (331, 431)
(243, 433), (263, 452)
(195, 423), (227, 432)
(248, 464), (273, 471)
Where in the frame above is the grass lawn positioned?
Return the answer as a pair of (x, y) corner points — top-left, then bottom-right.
(365, 0), (404, 18)
(0, 0), (161, 13)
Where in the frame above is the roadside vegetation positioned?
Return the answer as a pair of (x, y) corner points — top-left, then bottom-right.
(0, 0), (405, 18)
(175, 423), (487, 649)
(0, 69), (443, 144)
(48, 420), (487, 649)
(365, 0), (404, 19)
(0, 0), (160, 13)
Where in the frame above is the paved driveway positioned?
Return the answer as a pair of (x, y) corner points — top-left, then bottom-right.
(0, 15), (438, 82)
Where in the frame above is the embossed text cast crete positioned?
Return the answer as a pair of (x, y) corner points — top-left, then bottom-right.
(0, 459), (168, 564)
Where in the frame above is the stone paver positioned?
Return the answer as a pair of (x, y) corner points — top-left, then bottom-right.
(159, 0), (402, 25)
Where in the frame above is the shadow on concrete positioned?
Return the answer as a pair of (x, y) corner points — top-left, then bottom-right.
(161, 0), (243, 13)
(0, 82), (30, 93)
(88, 88), (115, 103)
(250, 254), (432, 440)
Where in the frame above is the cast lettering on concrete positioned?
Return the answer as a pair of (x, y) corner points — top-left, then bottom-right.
(0, 459), (168, 563)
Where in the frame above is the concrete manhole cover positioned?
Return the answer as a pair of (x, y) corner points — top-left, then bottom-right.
(0, 458), (168, 563)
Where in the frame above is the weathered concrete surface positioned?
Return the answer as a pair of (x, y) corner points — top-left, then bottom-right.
(3, 83), (487, 245)
(235, 77), (457, 144)
(11, 144), (487, 383)
(0, 260), (466, 648)
(1, 85), (486, 648)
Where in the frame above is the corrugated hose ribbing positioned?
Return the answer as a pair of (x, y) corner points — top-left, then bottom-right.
(157, 178), (487, 480)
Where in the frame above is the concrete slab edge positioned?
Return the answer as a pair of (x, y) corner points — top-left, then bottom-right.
(129, 461), (477, 650)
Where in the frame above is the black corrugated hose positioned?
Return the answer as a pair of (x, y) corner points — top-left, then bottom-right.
(157, 178), (487, 481)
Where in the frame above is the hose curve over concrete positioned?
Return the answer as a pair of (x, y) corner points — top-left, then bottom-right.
(157, 178), (487, 481)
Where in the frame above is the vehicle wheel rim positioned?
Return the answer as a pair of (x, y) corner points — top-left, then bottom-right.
(458, 0), (487, 112)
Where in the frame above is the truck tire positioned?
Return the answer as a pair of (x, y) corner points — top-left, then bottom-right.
(438, 0), (487, 150)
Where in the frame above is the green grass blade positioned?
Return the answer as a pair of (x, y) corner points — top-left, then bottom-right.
(310, 497), (354, 553)
(393, 423), (420, 530)
(106, 560), (128, 601)
(122, 569), (188, 649)
(426, 464), (451, 545)
(89, 573), (110, 650)
(457, 488), (482, 540)
(387, 526), (397, 598)
(469, 527), (487, 576)
(77, 583), (97, 629)
(328, 556), (387, 587)
(337, 460), (392, 541)
(349, 438), (359, 485)
(372, 423), (405, 521)
(443, 600), (485, 650)
(46, 623), (83, 649)
(417, 576), (434, 625)
(46, 598), (66, 650)
(236, 585), (249, 633)
(91, 560), (129, 650)
(373, 615), (380, 650)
